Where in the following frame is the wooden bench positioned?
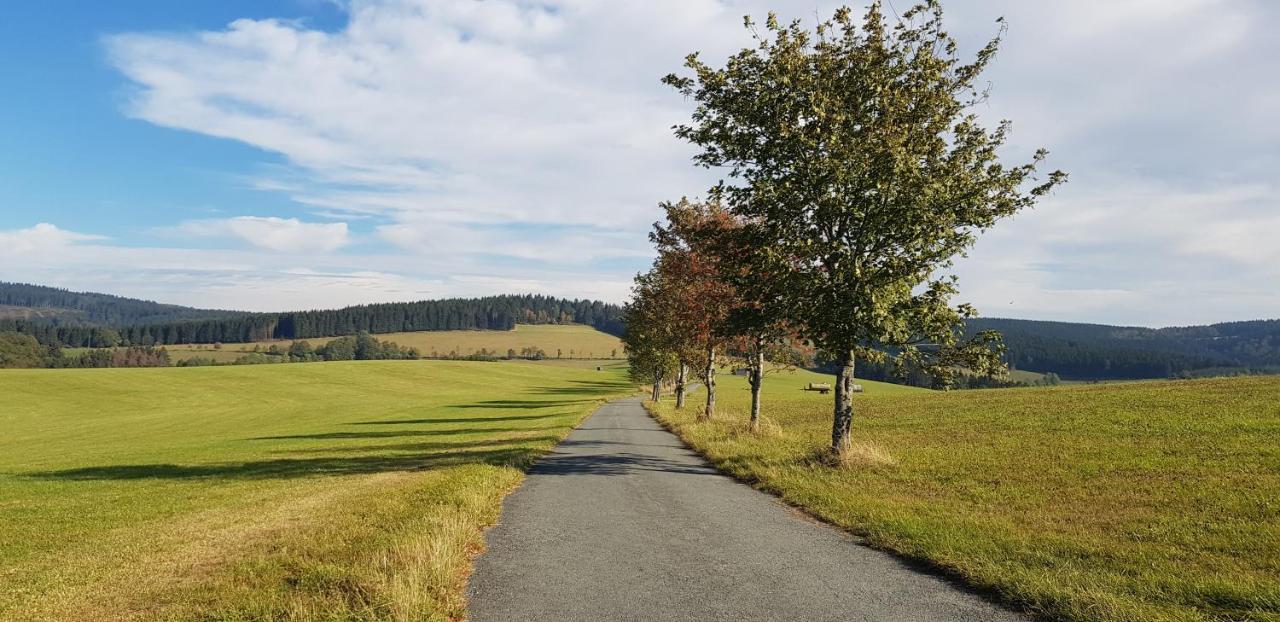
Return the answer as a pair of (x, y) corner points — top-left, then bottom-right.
(804, 383), (863, 394)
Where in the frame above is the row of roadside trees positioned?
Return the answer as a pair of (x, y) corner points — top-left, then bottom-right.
(622, 2), (1065, 457)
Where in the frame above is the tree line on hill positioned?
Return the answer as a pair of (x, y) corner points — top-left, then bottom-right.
(0, 294), (625, 348)
(623, 3), (1066, 457)
(0, 282), (242, 326)
(0, 332), (171, 369)
(0, 330), (429, 369)
(967, 318), (1280, 380)
(176, 333), (422, 367)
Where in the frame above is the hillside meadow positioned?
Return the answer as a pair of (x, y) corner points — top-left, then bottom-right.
(0, 360), (633, 621)
(650, 371), (1280, 622)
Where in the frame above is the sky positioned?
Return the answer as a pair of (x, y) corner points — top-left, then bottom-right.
(0, 0), (1276, 326)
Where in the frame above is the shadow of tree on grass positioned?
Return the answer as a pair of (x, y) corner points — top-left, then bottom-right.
(280, 436), (564, 455)
(36, 446), (544, 481)
(249, 425), (563, 441)
(534, 379), (635, 395)
(349, 413), (566, 425)
(446, 399), (597, 410)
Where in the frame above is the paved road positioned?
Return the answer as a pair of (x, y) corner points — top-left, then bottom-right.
(466, 397), (1027, 622)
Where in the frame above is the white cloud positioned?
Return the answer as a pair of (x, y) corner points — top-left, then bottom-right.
(176, 216), (351, 253)
(53, 0), (1279, 324)
(104, 0), (725, 231)
(0, 223), (104, 257)
(954, 179), (1280, 326)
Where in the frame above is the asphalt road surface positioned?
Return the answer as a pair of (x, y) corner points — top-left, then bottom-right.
(466, 397), (1027, 622)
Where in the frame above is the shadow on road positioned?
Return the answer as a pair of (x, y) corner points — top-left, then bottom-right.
(532, 450), (717, 477)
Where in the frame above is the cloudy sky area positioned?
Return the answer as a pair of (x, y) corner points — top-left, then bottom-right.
(0, 0), (1276, 326)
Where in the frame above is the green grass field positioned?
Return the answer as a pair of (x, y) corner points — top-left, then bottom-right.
(0, 360), (633, 621)
(650, 371), (1280, 622)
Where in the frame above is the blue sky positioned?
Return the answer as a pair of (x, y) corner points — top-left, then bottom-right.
(1, 1), (1277, 325)
(0, 1), (342, 239)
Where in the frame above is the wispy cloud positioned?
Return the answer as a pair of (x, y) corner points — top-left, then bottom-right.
(174, 216), (351, 253)
(0, 223), (105, 258)
(10, 0), (1268, 324)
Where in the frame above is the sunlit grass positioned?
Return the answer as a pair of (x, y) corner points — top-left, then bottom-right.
(0, 360), (633, 620)
(649, 370), (1280, 621)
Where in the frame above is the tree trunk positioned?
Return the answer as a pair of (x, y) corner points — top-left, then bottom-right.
(749, 336), (764, 432)
(652, 371), (662, 402)
(675, 362), (687, 408)
(700, 346), (716, 421)
(831, 349), (855, 454)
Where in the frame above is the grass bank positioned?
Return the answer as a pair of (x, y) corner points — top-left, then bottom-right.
(648, 370), (1280, 621)
(0, 360), (632, 621)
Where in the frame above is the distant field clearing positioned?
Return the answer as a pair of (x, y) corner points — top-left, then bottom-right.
(157, 324), (624, 363)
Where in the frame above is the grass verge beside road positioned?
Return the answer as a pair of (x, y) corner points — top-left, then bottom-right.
(648, 370), (1280, 622)
(0, 360), (632, 621)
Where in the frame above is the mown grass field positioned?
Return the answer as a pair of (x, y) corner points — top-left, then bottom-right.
(0, 360), (633, 621)
(144, 324), (625, 364)
(650, 371), (1280, 622)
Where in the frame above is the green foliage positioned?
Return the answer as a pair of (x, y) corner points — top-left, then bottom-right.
(621, 282), (680, 388)
(663, 2), (1064, 384)
(230, 352), (278, 365)
(318, 336), (355, 361)
(287, 340), (315, 362)
(0, 331), (46, 368)
(315, 333), (418, 362)
(99, 346), (168, 368)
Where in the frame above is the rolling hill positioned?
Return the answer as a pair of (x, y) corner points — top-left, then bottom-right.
(968, 317), (1280, 380)
(0, 283), (626, 347)
(0, 282), (242, 326)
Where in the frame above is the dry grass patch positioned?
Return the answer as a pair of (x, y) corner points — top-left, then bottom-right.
(834, 442), (897, 468)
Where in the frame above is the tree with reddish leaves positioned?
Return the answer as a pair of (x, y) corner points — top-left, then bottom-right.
(648, 199), (742, 421)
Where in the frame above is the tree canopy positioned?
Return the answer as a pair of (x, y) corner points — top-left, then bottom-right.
(657, 1), (1065, 452)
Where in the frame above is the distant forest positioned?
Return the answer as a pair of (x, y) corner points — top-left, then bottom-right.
(0, 282), (242, 325)
(966, 318), (1280, 380)
(0, 283), (625, 348)
(4, 283), (1278, 381)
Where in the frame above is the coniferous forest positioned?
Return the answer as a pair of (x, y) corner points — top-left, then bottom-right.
(0, 283), (625, 347)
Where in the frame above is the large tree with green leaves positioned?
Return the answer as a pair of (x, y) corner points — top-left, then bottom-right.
(664, 2), (1065, 454)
